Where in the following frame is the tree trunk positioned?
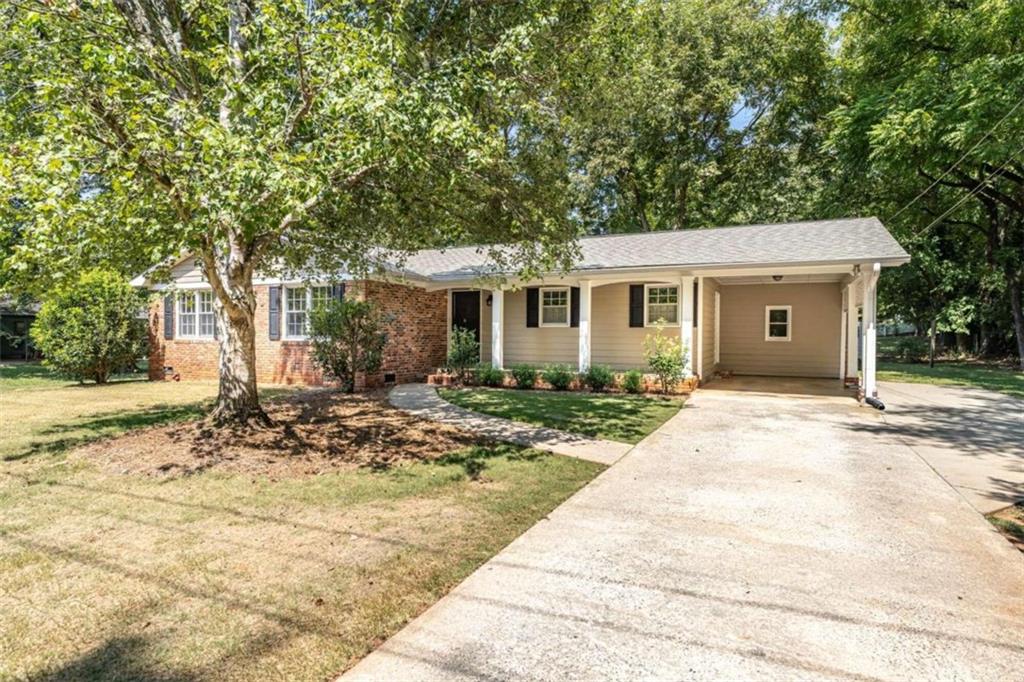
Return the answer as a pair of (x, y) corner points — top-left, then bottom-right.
(1008, 276), (1024, 371)
(203, 247), (270, 426)
(928, 317), (937, 368)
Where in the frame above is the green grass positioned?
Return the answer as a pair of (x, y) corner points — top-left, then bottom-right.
(438, 387), (683, 444)
(877, 361), (1024, 400)
(0, 363), (605, 680)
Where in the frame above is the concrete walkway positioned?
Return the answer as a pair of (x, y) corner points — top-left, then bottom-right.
(388, 384), (632, 466)
(347, 386), (1023, 681)
(874, 381), (1023, 513)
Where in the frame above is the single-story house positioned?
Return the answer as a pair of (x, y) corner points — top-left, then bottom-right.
(132, 217), (909, 397)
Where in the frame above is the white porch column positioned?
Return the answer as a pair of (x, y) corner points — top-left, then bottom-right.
(845, 279), (859, 381)
(490, 289), (504, 369)
(680, 275), (695, 377)
(839, 287), (848, 380)
(695, 276), (704, 378)
(862, 263), (880, 398)
(577, 280), (592, 372)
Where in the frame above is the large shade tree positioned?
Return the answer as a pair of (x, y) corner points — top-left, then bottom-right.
(828, 0), (1024, 367)
(1, 0), (581, 423)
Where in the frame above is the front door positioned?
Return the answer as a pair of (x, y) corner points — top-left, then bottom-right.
(451, 291), (481, 347)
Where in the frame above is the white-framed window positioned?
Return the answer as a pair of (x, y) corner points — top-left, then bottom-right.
(198, 291), (215, 337)
(177, 290), (216, 339)
(765, 305), (792, 342)
(645, 284), (679, 326)
(284, 285), (331, 339)
(540, 287), (570, 327)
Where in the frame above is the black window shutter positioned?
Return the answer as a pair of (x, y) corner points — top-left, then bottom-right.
(163, 294), (174, 339)
(570, 286), (580, 327)
(526, 288), (539, 328)
(269, 285), (281, 340)
(333, 283), (346, 301)
(629, 285), (644, 327)
(693, 281), (699, 327)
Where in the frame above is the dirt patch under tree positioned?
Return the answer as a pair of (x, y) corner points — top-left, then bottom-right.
(74, 389), (483, 478)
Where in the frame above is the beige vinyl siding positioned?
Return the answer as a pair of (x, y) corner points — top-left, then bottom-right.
(502, 288), (578, 366)
(170, 257), (206, 286)
(718, 282), (841, 378)
(700, 277), (719, 377)
(591, 283), (680, 371)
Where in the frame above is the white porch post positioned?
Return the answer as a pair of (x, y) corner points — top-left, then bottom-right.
(845, 279), (859, 381)
(695, 276), (704, 378)
(577, 280), (592, 372)
(490, 289), (504, 369)
(839, 287), (848, 380)
(862, 263), (880, 398)
(680, 275), (695, 377)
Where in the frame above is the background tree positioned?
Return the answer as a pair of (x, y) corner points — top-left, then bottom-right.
(827, 0), (1024, 368)
(31, 270), (147, 383)
(1, 0), (581, 423)
(560, 0), (835, 233)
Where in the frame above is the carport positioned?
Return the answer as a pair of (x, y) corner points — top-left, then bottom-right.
(698, 262), (886, 401)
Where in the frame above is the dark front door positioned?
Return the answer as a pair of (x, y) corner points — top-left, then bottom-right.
(451, 291), (481, 345)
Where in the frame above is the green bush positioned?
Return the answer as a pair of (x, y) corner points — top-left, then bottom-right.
(643, 326), (686, 394)
(541, 364), (575, 391)
(446, 326), (480, 383)
(309, 298), (387, 393)
(31, 269), (147, 383)
(475, 364), (505, 387)
(622, 369), (644, 394)
(583, 364), (615, 392)
(893, 335), (929, 363)
(510, 363), (537, 389)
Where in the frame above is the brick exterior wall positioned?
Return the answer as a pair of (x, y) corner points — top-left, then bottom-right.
(148, 280), (447, 388)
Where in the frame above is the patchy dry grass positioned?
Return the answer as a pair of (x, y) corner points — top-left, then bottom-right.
(0, 366), (603, 680)
(988, 504), (1024, 553)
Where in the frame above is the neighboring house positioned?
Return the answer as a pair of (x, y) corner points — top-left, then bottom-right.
(0, 297), (40, 361)
(132, 217), (909, 397)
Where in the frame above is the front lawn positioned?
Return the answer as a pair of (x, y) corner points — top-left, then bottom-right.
(0, 366), (604, 679)
(988, 504), (1024, 553)
(438, 387), (683, 444)
(877, 361), (1024, 400)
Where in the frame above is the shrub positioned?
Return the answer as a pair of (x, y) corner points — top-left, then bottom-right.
(31, 270), (147, 383)
(475, 364), (505, 387)
(446, 326), (480, 383)
(583, 364), (615, 392)
(510, 363), (537, 389)
(541, 364), (575, 391)
(893, 335), (929, 363)
(622, 369), (644, 394)
(643, 325), (686, 394)
(309, 298), (387, 393)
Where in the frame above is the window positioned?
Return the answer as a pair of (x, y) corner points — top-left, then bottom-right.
(765, 305), (791, 342)
(645, 285), (679, 326)
(178, 293), (197, 337)
(198, 291), (215, 337)
(284, 285), (330, 339)
(177, 290), (215, 338)
(540, 287), (569, 326)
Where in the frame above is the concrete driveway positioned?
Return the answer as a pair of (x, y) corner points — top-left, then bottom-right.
(875, 381), (1023, 513)
(345, 387), (1024, 681)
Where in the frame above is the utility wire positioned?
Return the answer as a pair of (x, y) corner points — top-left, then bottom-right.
(910, 140), (1024, 239)
(889, 93), (1024, 221)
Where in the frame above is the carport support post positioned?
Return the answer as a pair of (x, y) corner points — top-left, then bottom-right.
(490, 289), (504, 369)
(862, 263), (880, 398)
(680, 275), (695, 377)
(845, 280), (859, 382)
(577, 280), (592, 372)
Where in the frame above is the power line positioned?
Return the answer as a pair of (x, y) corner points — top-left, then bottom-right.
(889, 93), (1024, 221)
(910, 140), (1024, 239)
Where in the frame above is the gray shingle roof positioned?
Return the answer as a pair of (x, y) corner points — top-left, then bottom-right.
(402, 217), (909, 281)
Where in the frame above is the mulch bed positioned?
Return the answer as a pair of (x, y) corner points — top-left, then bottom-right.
(74, 389), (483, 478)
